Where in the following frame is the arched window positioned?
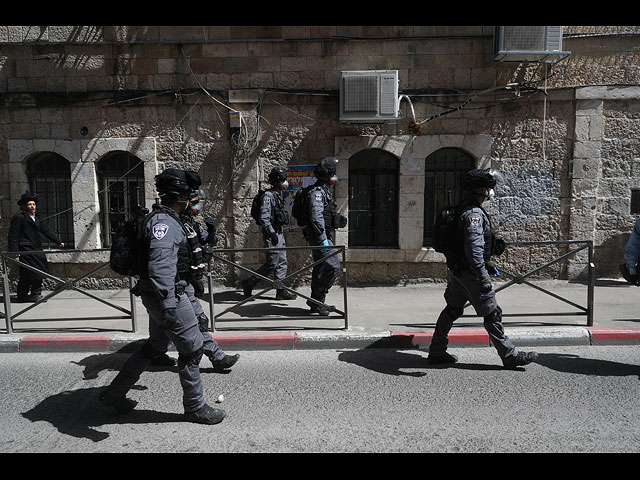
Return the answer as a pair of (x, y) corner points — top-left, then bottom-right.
(348, 149), (399, 247)
(26, 152), (74, 247)
(423, 148), (476, 247)
(97, 151), (145, 247)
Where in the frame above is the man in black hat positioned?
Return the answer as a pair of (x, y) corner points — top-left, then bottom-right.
(427, 168), (538, 369)
(8, 192), (64, 303)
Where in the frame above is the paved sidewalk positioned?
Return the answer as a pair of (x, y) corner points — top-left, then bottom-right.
(1, 278), (639, 352)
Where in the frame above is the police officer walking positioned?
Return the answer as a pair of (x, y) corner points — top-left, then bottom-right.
(427, 168), (538, 369)
(181, 188), (240, 371)
(302, 158), (347, 315)
(99, 168), (226, 425)
(242, 167), (297, 301)
(620, 215), (640, 285)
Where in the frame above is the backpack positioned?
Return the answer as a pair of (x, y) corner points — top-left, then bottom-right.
(109, 207), (152, 277)
(432, 205), (464, 267)
(250, 189), (266, 225)
(291, 185), (313, 227)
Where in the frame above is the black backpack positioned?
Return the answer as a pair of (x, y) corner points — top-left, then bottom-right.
(291, 185), (313, 227)
(432, 204), (464, 267)
(109, 207), (153, 277)
(250, 189), (266, 225)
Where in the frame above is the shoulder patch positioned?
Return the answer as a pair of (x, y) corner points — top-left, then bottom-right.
(152, 223), (169, 239)
(469, 215), (482, 228)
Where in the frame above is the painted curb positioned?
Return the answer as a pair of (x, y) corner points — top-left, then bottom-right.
(1, 327), (639, 352)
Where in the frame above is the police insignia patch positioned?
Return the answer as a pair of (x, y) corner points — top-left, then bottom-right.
(470, 216), (481, 228)
(153, 223), (169, 239)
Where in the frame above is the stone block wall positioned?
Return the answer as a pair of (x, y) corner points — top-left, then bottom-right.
(0, 26), (639, 286)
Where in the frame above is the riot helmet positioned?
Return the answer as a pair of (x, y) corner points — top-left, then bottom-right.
(461, 168), (504, 201)
(314, 157), (339, 184)
(268, 167), (289, 189)
(156, 168), (201, 201)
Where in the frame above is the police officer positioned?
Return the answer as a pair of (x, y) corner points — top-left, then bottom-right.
(99, 168), (225, 425)
(181, 189), (240, 371)
(242, 167), (297, 301)
(620, 215), (640, 285)
(303, 158), (347, 315)
(427, 168), (538, 369)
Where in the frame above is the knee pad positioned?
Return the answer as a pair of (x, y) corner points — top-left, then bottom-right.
(197, 313), (209, 332)
(178, 346), (204, 367)
(484, 305), (503, 324)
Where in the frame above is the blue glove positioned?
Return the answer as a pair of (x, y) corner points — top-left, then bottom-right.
(320, 238), (330, 255)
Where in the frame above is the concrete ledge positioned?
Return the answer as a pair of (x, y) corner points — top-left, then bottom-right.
(505, 327), (592, 347)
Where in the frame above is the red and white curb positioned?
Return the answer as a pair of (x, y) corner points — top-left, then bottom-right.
(1, 327), (639, 353)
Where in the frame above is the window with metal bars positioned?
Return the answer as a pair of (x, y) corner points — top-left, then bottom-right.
(26, 152), (75, 248)
(96, 151), (145, 247)
(348, 149), (399, 248)
(423, 148), (476, 247)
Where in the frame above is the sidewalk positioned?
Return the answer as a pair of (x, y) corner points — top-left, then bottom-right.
(1, 278), (639, 352)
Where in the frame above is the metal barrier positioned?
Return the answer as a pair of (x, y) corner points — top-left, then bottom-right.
(1, 249), (138, 334)
(461, 240), (595, 326)
(205, 245), (348, 331)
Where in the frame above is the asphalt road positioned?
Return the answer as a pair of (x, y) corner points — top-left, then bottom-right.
(1, 345), (639, 453)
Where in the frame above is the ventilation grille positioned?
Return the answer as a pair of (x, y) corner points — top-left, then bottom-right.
(339, 70), (399, 122)
(494, 26), (570, 63)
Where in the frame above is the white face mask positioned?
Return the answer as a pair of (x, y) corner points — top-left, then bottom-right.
(488, 189), (495, 200)
(281, 180), (289, 190)
(329, 174), (338, 185)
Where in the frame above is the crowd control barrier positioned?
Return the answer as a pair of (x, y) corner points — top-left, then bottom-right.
(1, 249), (138, 334)
(204, 245), (348, 331)
(461, 240), (595, 326)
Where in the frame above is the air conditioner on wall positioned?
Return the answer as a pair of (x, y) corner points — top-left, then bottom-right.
(339, 70), (400, 122)
(494, 26), (571, 63)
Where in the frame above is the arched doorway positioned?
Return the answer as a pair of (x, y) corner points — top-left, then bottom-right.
(348, 148), (399, 247)
(423, 147), (476, 247)
(26, 152), (74, 247)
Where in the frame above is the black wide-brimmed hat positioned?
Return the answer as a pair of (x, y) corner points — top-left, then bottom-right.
(17, 192), (38, 206)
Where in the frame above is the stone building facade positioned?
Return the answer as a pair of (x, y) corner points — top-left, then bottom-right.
(1, 25), (639, 287)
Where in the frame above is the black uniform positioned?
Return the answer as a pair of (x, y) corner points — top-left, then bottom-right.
(8, 198), (63, 302)
(428, 169), (537, 369)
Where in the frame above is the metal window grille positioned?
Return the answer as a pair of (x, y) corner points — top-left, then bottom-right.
(348, 149), (399, 248)
(423, 148), (475, 246)
(27, 153), (75, 248)
(96, 152), (145, 247)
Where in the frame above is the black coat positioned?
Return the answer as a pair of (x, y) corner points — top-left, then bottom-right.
(7, 212), (62, 279)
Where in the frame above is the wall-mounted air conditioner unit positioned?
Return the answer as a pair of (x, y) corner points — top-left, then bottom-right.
(494, 26), (571, 63)
(339, 70), (400, 122)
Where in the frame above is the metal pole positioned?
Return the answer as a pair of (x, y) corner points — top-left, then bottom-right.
(587, 241), (595, 326)
(129, 276), (138, 333)
(1, 255), (13, 334)
(208, 264), (215, 331)
(341, 246), (348, 330)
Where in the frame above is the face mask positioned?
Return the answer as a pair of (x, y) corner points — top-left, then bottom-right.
(281, 180), (289, 190)
(191, 202), (201, 215)
(488, 189), (495, 200)
(329, 174), (338, 185)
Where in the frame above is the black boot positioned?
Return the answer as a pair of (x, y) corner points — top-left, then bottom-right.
(99, 390), (138, 414)
(276, 289), (297, 300)
(184, 403), (226, 425)
(212, 353), (240, 371)
(241, 277), (258, 298)
(502, 351), (538, 369)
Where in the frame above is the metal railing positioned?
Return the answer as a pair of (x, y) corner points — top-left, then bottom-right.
(205, 244), (348, 331)
(461, 240), (595, 326)
(1, 249), (138, 334)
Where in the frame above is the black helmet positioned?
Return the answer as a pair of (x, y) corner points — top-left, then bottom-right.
(267, 167), (287, 184)
(155, 168), (201, 197)
(461, 168), (503, 192)
(314, 157), (338, 178)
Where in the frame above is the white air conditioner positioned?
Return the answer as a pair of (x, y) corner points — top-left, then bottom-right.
(494, 26), (570, 63)
(339, 70), (400, 122)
